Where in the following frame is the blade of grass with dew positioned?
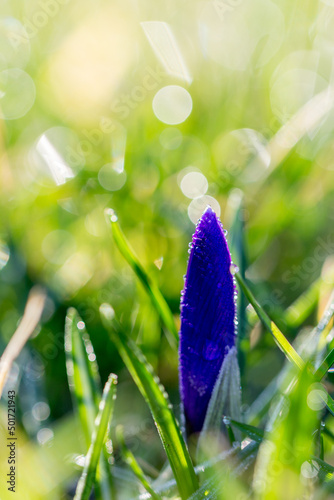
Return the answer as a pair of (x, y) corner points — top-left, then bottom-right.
(314, 347), (334, 381)
(105, 208), (178, 346)
(314, 292), (334, 368)
(65, 308), (114, 500)
(311, 457), (334, 482)
(146, 441), (258, 498)
(74, 374), (118, 500)
(228, 192), (248, 373)
(100, 303), (199, 500)
(235, 272), (305, 370)
(116, 426), (162, 500)
(65, 308), (101, 439)
(229, 420), (264, 444)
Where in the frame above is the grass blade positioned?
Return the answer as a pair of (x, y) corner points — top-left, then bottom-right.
(235, 272), (304, 370)
(116, 426), (162, 500)
(199, 347), (241, 453)
(284, 276), (323, 329)
(229, 419), (264, 443)
(100, 304), (199, 500)
(228, 192), (248, 373)
(65, 308), (101, 440)
(271, 322), (305, 370)
(314, 347), (334, 381)
(74, 374), (118, 500)
(65, 308), (114, 500)
(105, 209), (178, 346)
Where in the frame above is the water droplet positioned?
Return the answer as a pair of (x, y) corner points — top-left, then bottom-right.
(104, 208), (118, 223)
(99, 303), (115, 321)
(230, 263), (239, 275)
(223, 416), (231, 426)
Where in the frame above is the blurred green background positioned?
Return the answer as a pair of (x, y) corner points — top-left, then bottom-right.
(0, 0), (334, 497)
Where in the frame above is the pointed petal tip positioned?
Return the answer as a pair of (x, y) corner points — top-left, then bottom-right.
(197, 205), (219, 228)
(196, 205), (226, 240)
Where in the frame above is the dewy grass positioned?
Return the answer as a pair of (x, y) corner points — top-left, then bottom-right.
(58, 206), (334, 499)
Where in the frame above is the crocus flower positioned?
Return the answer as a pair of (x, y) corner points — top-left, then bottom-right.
(179, 206), (237, 435)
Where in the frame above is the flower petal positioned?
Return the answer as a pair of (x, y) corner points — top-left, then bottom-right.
(179, 206), (236, 434)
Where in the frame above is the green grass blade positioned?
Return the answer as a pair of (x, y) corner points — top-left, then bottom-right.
(311, 457), (334, 481)
(105, 209), (178, 346)
(229, 419), (264, 443)
(314, 347), (334, 381)
(271, 322), (305, 370)
(116, 426), (162, 500)
(228, 193), (248, 373)
(74, 374), (118, 500)
(100, 304), (199, 500)
(65, 308), (101, 441)
(235, 272), (304, 370)
(284, 277), (322, 329)
(65, 308), (114, 500)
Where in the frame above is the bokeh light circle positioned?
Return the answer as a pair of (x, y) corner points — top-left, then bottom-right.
(98, 163), (127, 191)
(188, 196), (221, 224)
(153, 85), (192, 125)
(159, 127), (183, 150)
(307, 384), (328, 411)
(180, 171), (208, 199)
(0, 18), (30, 70)
(0, 68), (36, 119)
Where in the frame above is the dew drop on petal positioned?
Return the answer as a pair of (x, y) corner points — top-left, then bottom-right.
(230, 263), (239, 275)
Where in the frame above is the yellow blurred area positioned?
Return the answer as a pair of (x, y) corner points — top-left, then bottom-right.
(42, 6), (137, 123)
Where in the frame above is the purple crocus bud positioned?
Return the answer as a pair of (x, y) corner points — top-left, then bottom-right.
(179, 206), (237, 435)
